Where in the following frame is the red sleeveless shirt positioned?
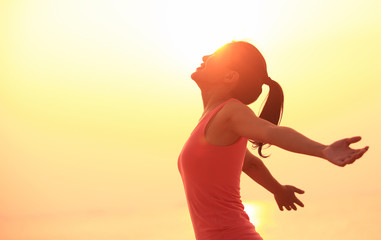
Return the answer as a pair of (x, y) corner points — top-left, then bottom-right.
(178, 99), (263, 240)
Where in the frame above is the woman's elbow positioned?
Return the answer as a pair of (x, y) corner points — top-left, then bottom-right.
(242, 154), (263, 172)
(263, 125), (283, 145)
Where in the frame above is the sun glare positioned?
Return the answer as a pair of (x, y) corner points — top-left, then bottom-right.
(243, 201), (266, 229)
(161, 0), (274, 70)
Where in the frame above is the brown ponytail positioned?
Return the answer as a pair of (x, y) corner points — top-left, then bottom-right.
(250, 77), (284, 157)
(220, 41), (283, 157)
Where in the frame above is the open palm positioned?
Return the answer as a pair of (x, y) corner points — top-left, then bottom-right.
(274, 185), (304, 211)
(322, 136), (369, 167)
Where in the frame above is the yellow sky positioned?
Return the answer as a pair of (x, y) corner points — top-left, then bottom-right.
(1, 0), (380, 239)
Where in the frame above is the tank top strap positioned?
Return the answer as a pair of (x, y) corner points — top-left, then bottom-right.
(200, 98), (239, 124)
(200, 98), (239, 123)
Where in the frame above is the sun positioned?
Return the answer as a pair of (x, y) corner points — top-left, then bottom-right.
(242, 201), (269, 230)
(160, 0), (270, 71)
(243, 202), (261, 227)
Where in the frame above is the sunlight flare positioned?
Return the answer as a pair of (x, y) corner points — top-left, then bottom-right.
(243, 201), (267, 229)
(161, 0), (273, 70)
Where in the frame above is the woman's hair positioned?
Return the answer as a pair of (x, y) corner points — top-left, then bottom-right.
(226, 41), (284, 157)
(255, 78), (284, 157)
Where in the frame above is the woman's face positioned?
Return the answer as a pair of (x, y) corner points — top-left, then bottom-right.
(191, 42), (267, 102)
(190, 44), (233, 86)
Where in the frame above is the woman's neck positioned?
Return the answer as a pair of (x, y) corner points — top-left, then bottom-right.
(201, 89), (232, 113)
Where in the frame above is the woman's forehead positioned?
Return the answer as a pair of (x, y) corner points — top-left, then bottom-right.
(207, 41), (266, 72)
(211, 42), (248, 64)
(214, 42), (250, 57)
(214, 42), (235, 54)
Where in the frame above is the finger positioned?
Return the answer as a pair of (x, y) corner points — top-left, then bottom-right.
(284, 205), (291, 211)
(292, 186), (305, 194)
(344, 147), (369, 164)
(346, 136), (361, 145)
(360, 146), (370, 153)
(351, 148), (367, 161)
(277, 202), (283, 211)
(290, 203), (297, 211)
(294, 198), (304, 208)
(348, 147), (367, 159)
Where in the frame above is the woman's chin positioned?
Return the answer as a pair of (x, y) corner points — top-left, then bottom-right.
(190, 71), (199, 81)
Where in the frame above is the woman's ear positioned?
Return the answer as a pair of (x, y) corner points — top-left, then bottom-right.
(224, 70), (239, 84)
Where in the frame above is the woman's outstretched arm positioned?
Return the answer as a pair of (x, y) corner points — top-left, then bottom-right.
(226, 101), (369, 166)
(242, 148), (283, 194)
(242, 148), (304, 211)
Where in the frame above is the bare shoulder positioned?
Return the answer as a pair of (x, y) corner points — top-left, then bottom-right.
(222, 99), (273, 142)
(209, 99), (251, 129)
(222, 99), (258, 121)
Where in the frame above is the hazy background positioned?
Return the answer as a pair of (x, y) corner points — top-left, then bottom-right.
(1, 0), (380, 239)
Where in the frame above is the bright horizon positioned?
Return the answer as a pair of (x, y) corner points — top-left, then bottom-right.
(1, 0), (380, 239)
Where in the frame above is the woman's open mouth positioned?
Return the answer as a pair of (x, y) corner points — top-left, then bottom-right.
(197, 64), (205, 70)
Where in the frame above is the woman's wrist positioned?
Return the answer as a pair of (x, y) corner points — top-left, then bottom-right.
(317, 144), (328, 159)
(271, 183), (285, 195)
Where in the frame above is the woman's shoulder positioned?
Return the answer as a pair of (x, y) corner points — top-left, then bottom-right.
(217, 98), (257, 123)
(224, 98), (254, 115)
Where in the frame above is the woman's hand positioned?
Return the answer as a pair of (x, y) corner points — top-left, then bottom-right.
(274, 185), (305, 211)
(322, 136), (369, 167)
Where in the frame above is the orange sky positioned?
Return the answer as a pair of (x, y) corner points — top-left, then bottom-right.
(1, 0), (380, 239)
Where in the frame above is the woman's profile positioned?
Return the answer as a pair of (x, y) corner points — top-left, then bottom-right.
(177, 41), (369, 240)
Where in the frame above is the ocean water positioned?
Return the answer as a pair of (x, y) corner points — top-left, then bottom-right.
(1, 193), (379, 240)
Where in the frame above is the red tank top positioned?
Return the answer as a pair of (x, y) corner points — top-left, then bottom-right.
(178, 98), (263, 240)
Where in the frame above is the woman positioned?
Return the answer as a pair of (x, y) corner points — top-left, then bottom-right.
(177, 41), (369, 240)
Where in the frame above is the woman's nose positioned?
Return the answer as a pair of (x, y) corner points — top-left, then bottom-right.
(202, 55), (210, 62)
